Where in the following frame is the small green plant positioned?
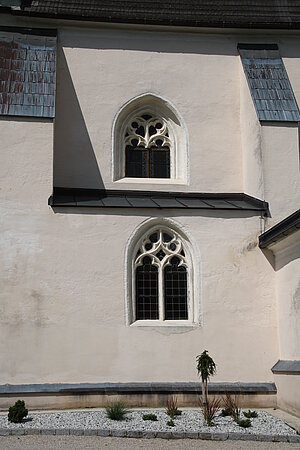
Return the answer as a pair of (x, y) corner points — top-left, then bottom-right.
(199, 396), (221, 426)
(8, 400), (28, 424)
(243, 410), (258, 419)
(167, 419), (175, 427)
(237, 418), (252, 428)
(105, 401), (129, 421)
(196, 350), (216, 406)
(221, 408), (231, 417)
(166, 396), (181, 419)
(143, 413), (157, 421)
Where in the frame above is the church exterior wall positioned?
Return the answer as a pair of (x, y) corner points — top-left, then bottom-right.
(0, 17), (299, 410)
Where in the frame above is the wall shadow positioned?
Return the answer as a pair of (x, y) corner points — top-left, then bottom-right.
(53, 47), (104, 189)
(60, 27), (300, 59)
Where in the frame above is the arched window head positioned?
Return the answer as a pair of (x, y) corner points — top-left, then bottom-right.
(113, 94), (188, 184)
(132, 226), (192, 324)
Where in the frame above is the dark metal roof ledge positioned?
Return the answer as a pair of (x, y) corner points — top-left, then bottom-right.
(259, 209), (300, 248)
(49, 187), (269, 214)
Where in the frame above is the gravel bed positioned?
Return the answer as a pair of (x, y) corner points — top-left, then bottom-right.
(0, 409), (297, 437)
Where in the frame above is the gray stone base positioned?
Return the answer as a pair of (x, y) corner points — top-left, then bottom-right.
(1, 428), (299, 442)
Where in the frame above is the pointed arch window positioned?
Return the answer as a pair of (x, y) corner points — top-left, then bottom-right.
(113, 94), (188, 184)
(125, 113), (170, 178)
(133, 228), (189, 322)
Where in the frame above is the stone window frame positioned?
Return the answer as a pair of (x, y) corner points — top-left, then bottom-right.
(125, 218), (200, 327)
(112, 93), (188, 185)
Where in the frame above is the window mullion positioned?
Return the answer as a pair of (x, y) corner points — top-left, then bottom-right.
(158, 263), (164, 321)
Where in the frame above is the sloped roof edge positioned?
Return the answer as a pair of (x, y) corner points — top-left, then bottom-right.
(2, 1), (300, 30)
(259, 209), (300, 248)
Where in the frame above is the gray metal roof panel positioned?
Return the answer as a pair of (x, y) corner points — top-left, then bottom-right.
(49, 188), (269, 215)
(126, 197), (158, 208)
(150, 197), (186, 208)
(239, 44), (300, 122)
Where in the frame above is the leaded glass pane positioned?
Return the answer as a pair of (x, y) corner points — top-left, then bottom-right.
(164, 257), (188, 320)
(136, 256), (159, 320)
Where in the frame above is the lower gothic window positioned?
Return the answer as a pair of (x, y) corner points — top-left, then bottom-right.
(134, 228), (189, 322)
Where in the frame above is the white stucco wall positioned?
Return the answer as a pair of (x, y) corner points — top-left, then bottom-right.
(1, 18), (300, 391)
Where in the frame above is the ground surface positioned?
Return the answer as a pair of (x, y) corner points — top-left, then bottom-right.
(0, 436), (300, 450)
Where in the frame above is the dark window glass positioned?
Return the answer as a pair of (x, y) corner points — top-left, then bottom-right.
(164, 257), (188, 320)
(126, 147), (147, 177)
(125, 146), (170, 178)
(136, 256), (159, 320)
(149, 148), (170, 178)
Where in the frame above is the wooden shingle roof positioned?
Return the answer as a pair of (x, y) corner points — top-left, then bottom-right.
(6, 1), (300, 29)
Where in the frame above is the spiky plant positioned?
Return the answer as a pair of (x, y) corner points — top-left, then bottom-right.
(199, 396), (221, 427)
(196, 350), (216, 406)
(166, 396), (181, 419)
(105, 402), (129, 421)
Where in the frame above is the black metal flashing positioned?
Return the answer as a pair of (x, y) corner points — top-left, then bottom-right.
(0, 25), (57, 36)
(0, 382), (277, 396)
(259, 209), (300, 248)
(3, 1), (300, 30)
(271, 360), (300, 375)
(49, 188), (269, 213)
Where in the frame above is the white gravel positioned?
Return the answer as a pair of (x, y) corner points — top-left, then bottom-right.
(0, 408), (297, 436)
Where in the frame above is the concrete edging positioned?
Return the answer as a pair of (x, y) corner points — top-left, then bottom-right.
(0, 428), (299, 442)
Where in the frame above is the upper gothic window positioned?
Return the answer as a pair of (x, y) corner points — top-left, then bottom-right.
(113, 94), (188, 184)
(125, 113), (170, 178)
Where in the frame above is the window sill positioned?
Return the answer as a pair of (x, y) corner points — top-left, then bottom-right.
(114, 177), (187, 185)
(130, 320), (197, 328)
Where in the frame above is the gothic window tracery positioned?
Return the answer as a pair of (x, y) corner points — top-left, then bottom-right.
(134, 228), (188, 321)
(125, 113), (171, 178)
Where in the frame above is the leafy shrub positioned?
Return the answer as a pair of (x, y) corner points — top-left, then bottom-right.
(105, 402), (129, 421)
(199, 396), (221, 426)
(167, 419), (175, 427)
(8, 400), (28, 424)
(237, 418), (252, 428)
(243, 410), (258, 419)
(221, 408), (231, 417)
(143, 413), (157, 421)
(222, 394), (240, 422)
(166, 396), (181, 419)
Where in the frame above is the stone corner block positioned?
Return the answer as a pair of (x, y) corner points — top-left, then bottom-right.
(69, 429), (84, 436)
(199, 432), (212, 440)
(170, 431), (185, 439)
(55, 429), (69, 436)
(142, 431), (157, 439)
(11, 429), (25, 436)
(185, 431), (199, 439)
(83, 429), (97, 436)
(97, 429), (111, 437)
(127, 430), (142, 438)
(156, 431), (173, 439)
(0, 429), (10, 436)
(257, 434), (275, 442)
(25, 428), (41, 435)
(288, 435), (300, 443)
(41, 429), (55, 435)
(111, 429), (127, 437)
(242, 434), (258, 441)
(212, 432), (228, 441)
(228, 432), (245, 441)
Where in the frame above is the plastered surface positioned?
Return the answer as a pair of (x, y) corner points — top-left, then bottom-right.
(0, 20), (299, 410)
